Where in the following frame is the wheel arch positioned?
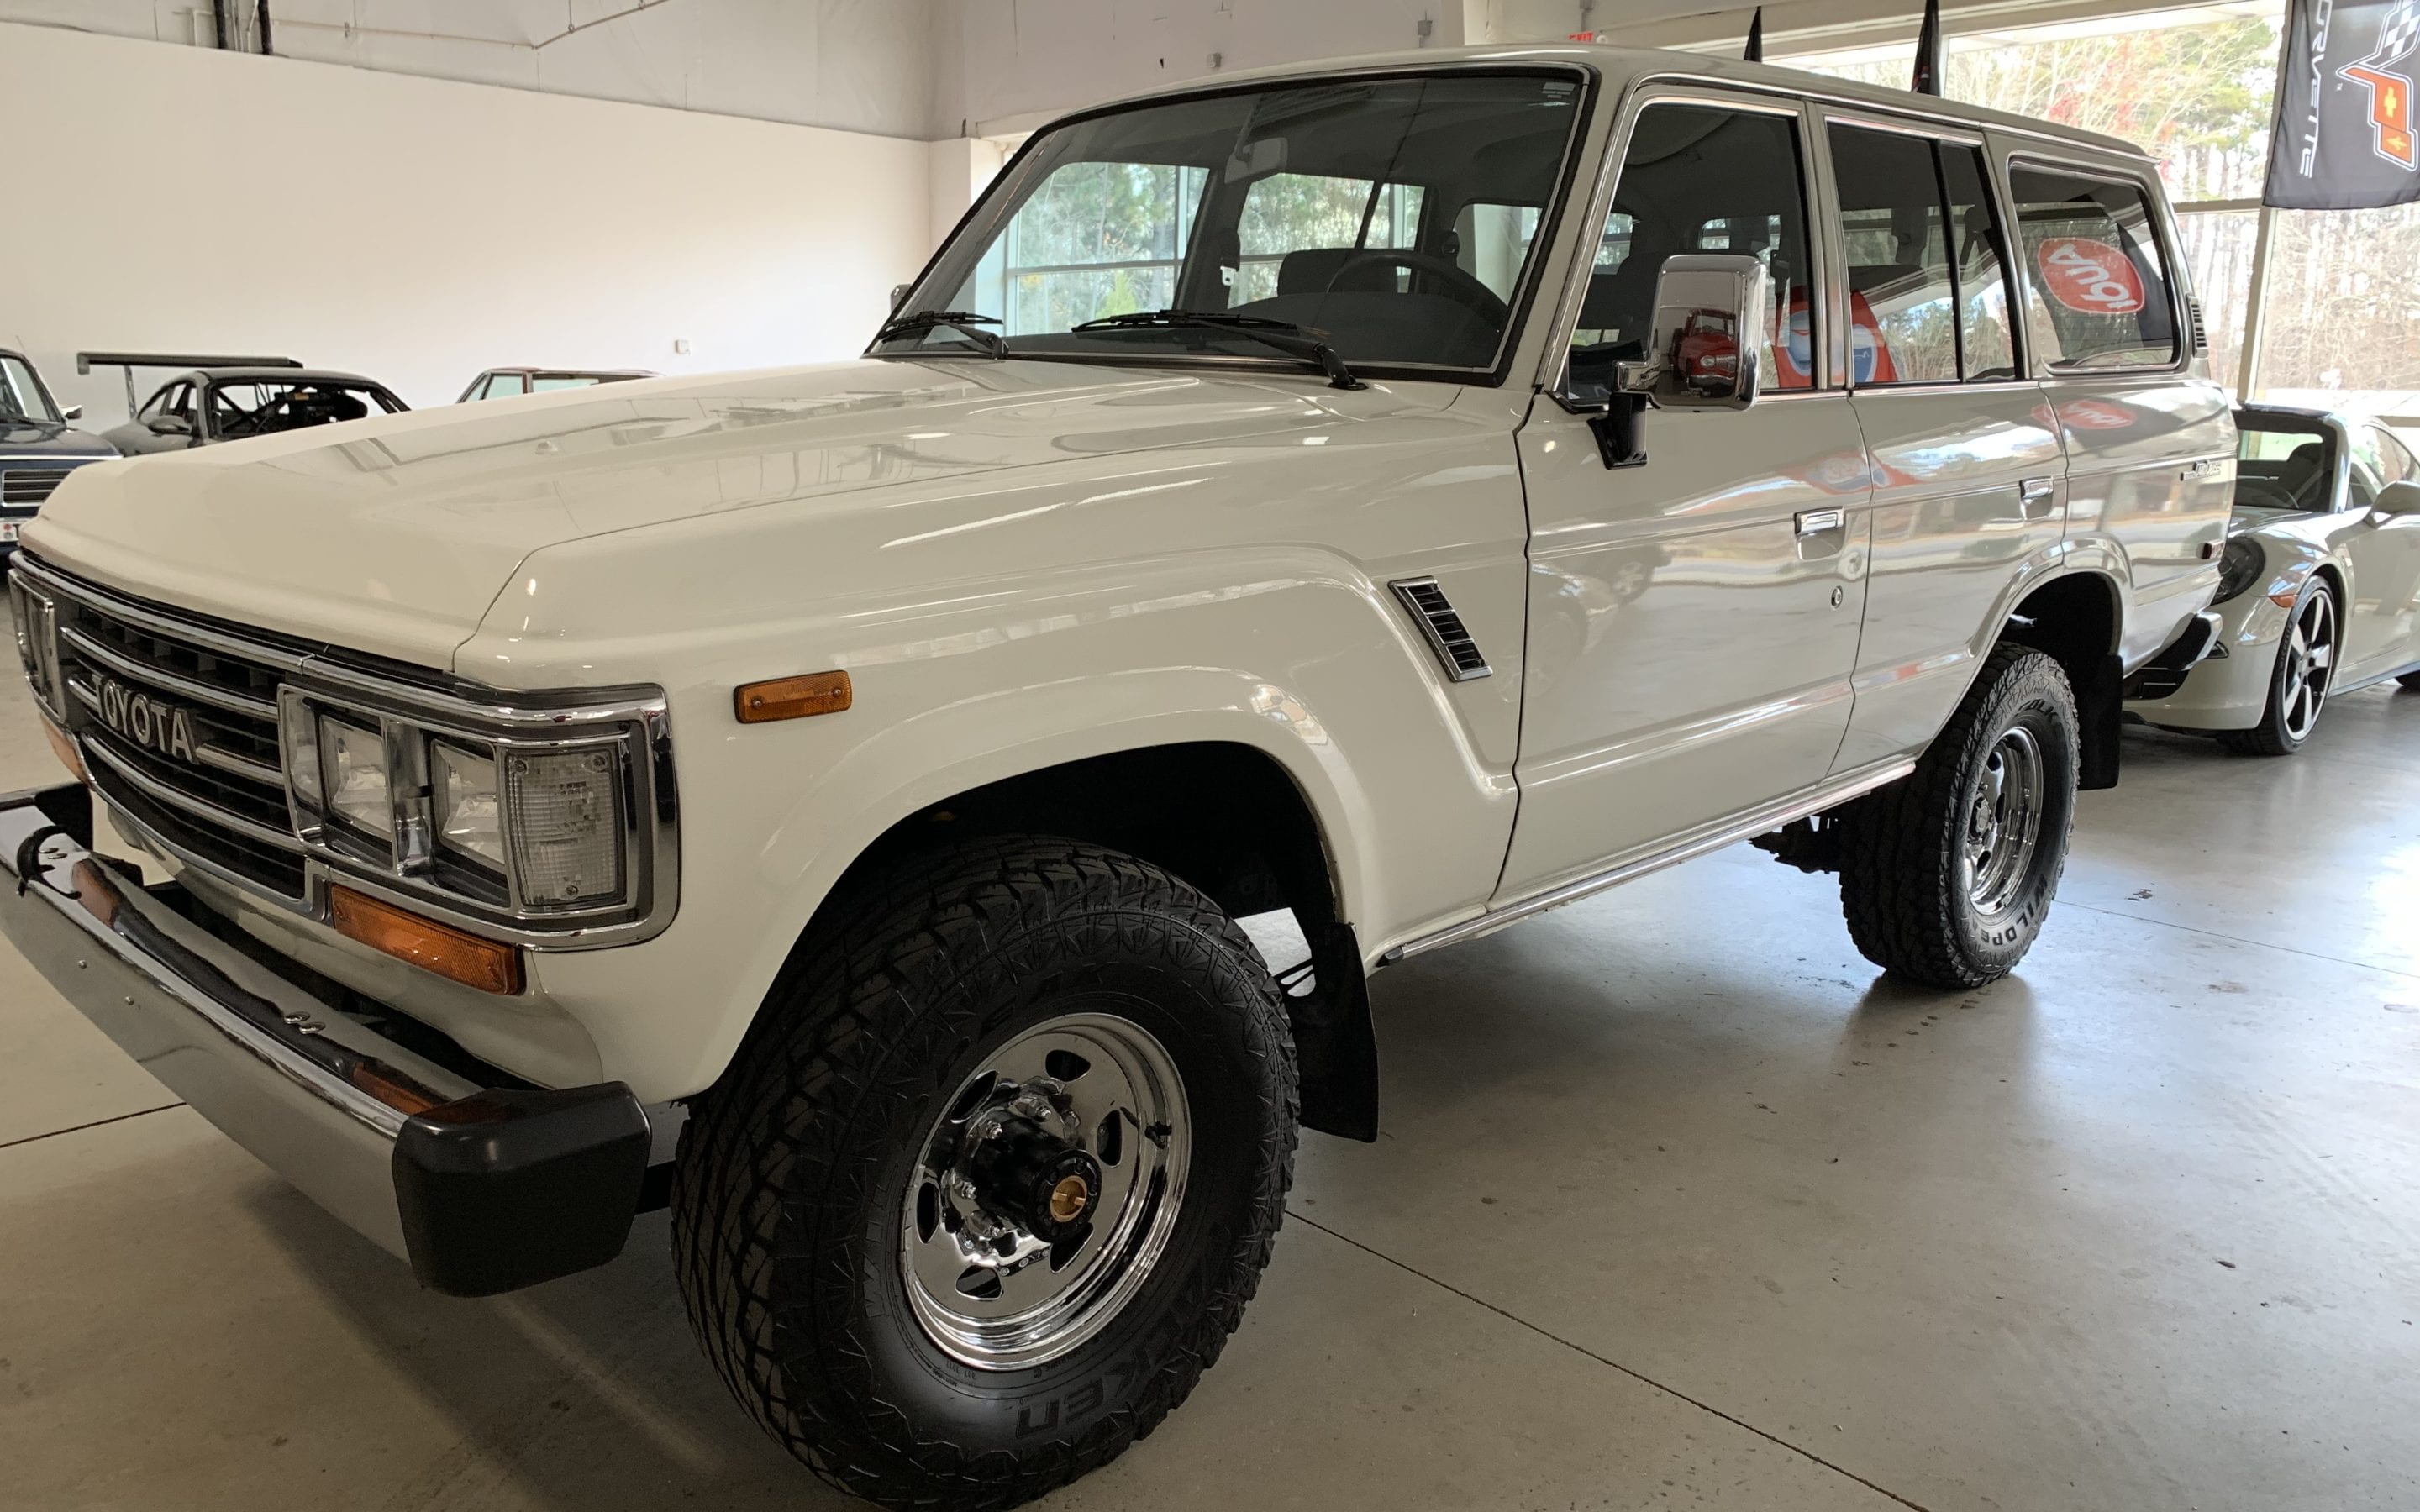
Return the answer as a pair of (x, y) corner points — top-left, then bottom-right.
(1996, 566), (2125, 788)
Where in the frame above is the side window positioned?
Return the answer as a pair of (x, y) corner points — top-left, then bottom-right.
(530, 375), (599, 392)
(1566, 102), (1815, 401)
(2357, 423), (2414, 486)
(1234, 174), (1425, 303)
(1826, 126), (2021, 386)
(1940, 147), (2018, 380)
(2005, 163), (2177, 371)
(1827, 125), (1957, 385)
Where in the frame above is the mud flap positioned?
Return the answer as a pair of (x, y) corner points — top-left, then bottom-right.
(1278, 921), (1378, 1142)
(2079, 652), (2123, 790)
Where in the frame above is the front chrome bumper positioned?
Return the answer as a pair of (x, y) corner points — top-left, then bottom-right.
(0, 783), (654, 1295)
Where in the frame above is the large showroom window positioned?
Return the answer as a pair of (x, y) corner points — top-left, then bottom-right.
(1806, 2), (2420, 423)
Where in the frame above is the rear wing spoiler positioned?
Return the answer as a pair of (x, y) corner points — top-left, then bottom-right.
(76, 352), (302, 412)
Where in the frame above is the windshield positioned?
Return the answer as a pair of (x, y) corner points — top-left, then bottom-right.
(876, 69), (1587, 377)
(2235, 413), (2336, 512)
(0, 354), (62, 425)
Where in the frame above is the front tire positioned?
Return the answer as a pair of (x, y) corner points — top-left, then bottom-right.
(2219, 579), (2337, 756)
(672, 837), (1297, 1511)
(1835, 643), (2080, 989)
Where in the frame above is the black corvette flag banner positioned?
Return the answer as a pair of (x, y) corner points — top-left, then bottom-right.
(2266, 0), (2420, 207)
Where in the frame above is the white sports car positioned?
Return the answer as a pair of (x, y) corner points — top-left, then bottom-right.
(2127, 405), (2420, 753)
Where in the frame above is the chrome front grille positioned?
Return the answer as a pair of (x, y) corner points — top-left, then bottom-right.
(47, 585), (308, 896)
(9, 554), (680, 948)
(2, 469), (71, 507)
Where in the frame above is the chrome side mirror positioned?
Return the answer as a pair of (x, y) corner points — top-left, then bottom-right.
(61, 404), (82, 422)
(890, 282), (913, 312)
(1616, 254), (1770, 411)
(2374, 480), (2420, 516)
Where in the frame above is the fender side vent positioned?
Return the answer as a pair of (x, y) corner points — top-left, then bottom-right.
(1391, 577), (1492, 681)
(2186, 294), (2208, 353)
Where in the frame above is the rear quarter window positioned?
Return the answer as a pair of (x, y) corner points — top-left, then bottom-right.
(2006, 162), (2178, 372)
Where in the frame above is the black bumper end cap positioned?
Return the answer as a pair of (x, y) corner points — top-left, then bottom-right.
(393, 1083), (651, 1298)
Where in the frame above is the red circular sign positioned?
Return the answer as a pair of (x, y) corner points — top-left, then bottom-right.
(2036, 238), (2146, 316)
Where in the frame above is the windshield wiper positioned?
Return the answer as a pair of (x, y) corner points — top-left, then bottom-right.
(1070, 310), (1365, 390)
(874, 309), (1009, 359)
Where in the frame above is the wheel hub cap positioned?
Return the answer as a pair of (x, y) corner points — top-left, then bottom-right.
(1964, 725), (2045, 919)
(900, 1012), (1189, 1371)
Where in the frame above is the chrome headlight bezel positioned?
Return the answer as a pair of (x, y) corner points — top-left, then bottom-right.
(7, 573), (62, 713)
(277, 674), (674, 940)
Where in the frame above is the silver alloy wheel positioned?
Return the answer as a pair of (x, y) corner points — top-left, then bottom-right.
(900, 1011), (1190, 1371)
(2280, 587), (2336, 742)
(1963, 724), (2045, 918)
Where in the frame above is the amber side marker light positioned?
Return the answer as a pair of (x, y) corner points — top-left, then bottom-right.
(735, 669), (852, 723)
(39, 715), (87, 785)
(330, 885), (524, 996)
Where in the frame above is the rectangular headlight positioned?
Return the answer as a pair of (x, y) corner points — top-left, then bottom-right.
(504, 747), (625, 907)
(431, 741), (504, 871)
(318, 717), (392, 838)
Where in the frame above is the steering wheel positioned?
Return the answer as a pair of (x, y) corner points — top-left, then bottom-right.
(1323, 249), (1508, 324)
(2234, 476), (2298, 511)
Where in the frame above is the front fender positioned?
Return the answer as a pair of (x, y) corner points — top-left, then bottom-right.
(524, 570), (1516, 1104)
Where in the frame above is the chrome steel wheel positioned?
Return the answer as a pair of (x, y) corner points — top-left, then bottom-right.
(2279, 587), (2336, 743)
(1963, 724), (2045, 919)
(900, 1011), (1190, 1371)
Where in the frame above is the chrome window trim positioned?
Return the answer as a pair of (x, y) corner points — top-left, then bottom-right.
(13, 554), (680, 953)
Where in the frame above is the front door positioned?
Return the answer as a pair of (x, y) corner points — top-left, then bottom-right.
(1820, 115), (2071, 770)
(1500, 93), (1871, 899)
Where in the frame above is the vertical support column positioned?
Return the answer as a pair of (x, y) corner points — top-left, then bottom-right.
(2237, 204), (2279, 403)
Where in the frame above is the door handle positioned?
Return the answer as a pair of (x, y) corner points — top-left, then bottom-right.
(2018, 476), (2057, 515)
(1795, 507), (1845, 537)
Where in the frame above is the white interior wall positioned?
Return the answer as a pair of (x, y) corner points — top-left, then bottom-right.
(0, 0), (938, 139)
(928, 0), (1472, 139)
(0, 24), (934, 423)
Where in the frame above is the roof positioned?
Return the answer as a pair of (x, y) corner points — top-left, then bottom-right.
(183, 367), (392, 387)
(2238, 402), (2342, 423)
(481, 367), (655, 378)
(1084, 41), (2149, 163)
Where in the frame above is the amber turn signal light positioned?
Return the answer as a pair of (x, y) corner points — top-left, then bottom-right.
(39, 715), (87, 785)
(735, 669), (852, 723)
(329, 885), (524, 995)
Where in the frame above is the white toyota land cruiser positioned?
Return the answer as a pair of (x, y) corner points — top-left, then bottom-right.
(2, 43), (2228, 1510)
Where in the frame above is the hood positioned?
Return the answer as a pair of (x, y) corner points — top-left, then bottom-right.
(25, 357), (1449, 668)
(0, 420), (117, 462)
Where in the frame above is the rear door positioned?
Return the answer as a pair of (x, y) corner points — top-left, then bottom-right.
(1823, 113), (2069, 770)
(1500, 90), (1873, 897)
(2002, 155), (2232, 669)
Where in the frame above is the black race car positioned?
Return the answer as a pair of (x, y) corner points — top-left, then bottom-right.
(97, 363), (408, 455)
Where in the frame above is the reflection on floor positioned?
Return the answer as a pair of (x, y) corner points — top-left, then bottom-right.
(3, 669), (2416, 1511)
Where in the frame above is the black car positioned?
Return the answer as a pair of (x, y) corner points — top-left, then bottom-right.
(0, 349), (118, 564)
(101, 366), (408, 455)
